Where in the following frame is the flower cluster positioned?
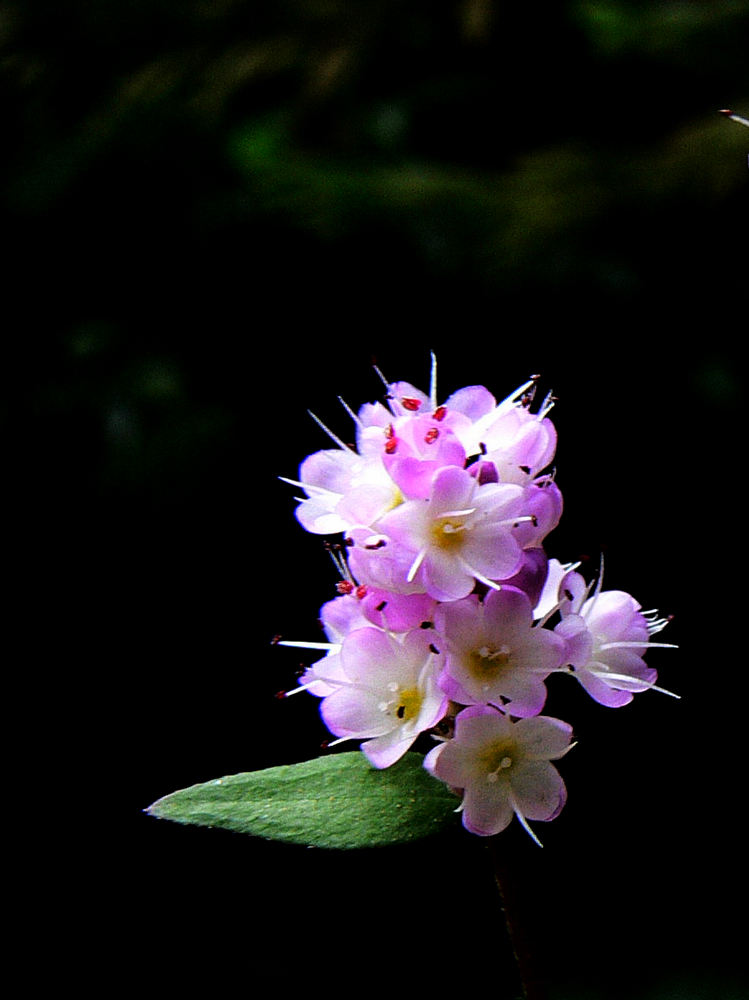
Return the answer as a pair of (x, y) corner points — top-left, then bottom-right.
(278, 360), (676, 844)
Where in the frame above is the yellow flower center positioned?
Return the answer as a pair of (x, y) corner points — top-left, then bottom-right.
(469, 644), (512, 680)
(394, 687), (421, 723)
(481, 739), (520, 782)
(432, 517), (468, 550)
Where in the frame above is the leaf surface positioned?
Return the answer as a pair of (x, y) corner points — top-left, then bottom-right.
(147, 752), (459, 849)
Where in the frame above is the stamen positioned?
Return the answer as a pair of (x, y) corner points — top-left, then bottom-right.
(429, 350), (438, 411)
(458, 559), (502, 591)
(307, 410), (356, 452)
(720, 109), (749, 128)
(277, 640), (340, 650)
(278, 476), (337, 496)
(538, 389), (556, 420)
(338, 396), (363, 429)
(406, 548), (427, 582)
(588, 670), (681, 699)
(372, 360), (390, 391)
(509, 793), (544, 847)
(325, 736), (358, 748)
(598, 641), (678, 650)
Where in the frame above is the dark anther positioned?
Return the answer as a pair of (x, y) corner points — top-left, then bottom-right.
(343, 536), (355, 546)
(396, 705), (406, 719)
(274, 690), (287, 699)
(429, 643), (440, 655)
(564, 590), (574, 601)
(420, 621), (434, 629)
(365, 539), (387, 550)
(376, 600), (388, 612)
(479, 441), (487, 455)
(519, 465), (531, 475)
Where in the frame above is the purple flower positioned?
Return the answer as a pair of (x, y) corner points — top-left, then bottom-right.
(434, 588), (564, 717)
(425, 705), (573, 843)
(372, 466), (529, 600)
(319, 627), (448, 768)
(553, 567), (678, 706)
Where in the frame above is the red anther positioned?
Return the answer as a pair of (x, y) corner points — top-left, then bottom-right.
(343, 536), (354, 546)
(667, 614), (676, 622)
(271, 634), (282, 645)
(316, 618), (325, 630)
(530, 374), (541, 381)
(424, 428), (439, 444)
(432, 405), (447, 421)
(401, 397), (422, 411)
(320, 740), (332, 749)
(719, 109), (735, 116)
(385, 437), (398, 454)
(337, 580), (355, 595)
(355, 584), (368, 599)
(275, 690), (288, 699)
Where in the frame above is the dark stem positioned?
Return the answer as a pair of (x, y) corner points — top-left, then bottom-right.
(487, 835), (549, 1000)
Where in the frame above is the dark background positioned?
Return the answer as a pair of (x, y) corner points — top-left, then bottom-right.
(3, 2), (746, 997)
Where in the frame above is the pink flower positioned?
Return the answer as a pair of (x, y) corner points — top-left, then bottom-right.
(319, 627), (448, 768)
(434, 588), (564, 717)
(371, 466), (529, 600)
(553, 567), (678, 707)
(425, 705), (573, 843)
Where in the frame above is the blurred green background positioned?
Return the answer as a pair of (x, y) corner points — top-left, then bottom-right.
(2, 2), (745, 998)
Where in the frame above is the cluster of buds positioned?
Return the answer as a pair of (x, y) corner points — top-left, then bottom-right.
(278, 359), (676, 845)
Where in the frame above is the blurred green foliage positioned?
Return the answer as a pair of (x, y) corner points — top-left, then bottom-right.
(2, 2), (745, 507)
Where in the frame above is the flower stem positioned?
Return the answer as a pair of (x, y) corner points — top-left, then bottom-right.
(487, 835), (548, 1000)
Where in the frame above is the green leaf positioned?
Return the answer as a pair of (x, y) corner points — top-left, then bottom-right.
(146, 752), (460, 849)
